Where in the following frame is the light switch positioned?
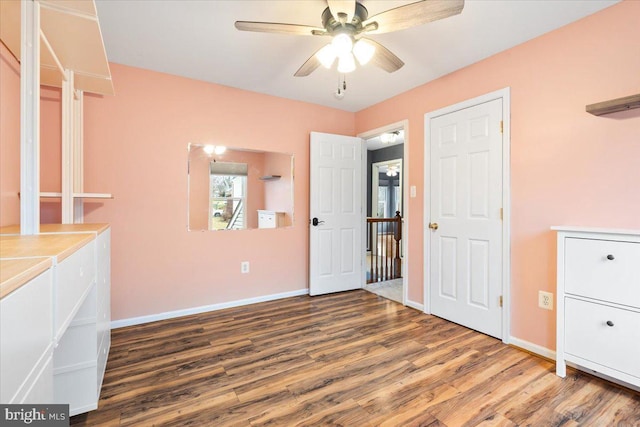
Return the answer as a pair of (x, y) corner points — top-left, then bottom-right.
(410, 186), (417, 198)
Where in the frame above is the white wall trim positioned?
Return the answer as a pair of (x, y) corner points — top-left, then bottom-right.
(509, 336), (640, 392)
(357, 120), (410, 306)
(405, 300), (424, 312)
(509, 336), (556, 360)
(423, 88), (512, 344)
(111, 288), (309, 329)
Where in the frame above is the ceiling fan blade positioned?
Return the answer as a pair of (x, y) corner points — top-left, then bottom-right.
(327, 0), (356, 24)
(235, 21), (323, 36)
(294, 50), (323, 77)
(364, 39), (405, 73)
(364, 0), (464, 34)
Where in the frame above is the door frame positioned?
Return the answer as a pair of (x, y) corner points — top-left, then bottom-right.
(423, 88), (511, 343)
(358, 120), (410, 307)
(371, 158), (403, 218)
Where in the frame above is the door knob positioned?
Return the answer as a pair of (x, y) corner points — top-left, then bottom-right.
(429, 222), (439, 230)
(311, 218), (324, 226)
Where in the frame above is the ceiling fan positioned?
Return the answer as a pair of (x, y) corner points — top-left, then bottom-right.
(235, 0), (464, 77)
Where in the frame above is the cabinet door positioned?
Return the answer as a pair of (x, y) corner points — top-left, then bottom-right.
(0, 270), (54, 403)
(565, 298), (640, 379)
(564, 238), (640, 307)
(55, 242), (96, 339)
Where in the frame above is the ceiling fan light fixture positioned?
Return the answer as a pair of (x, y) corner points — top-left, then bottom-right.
(316, 44), (337, 69)
(337, 53), (356, 73)
(380, 132), (397, 144)
(331, 33), (353, 57)
(214, 146), (226, 155)
(353, 39), (375, 65)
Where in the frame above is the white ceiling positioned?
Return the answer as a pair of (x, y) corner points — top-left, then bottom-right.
(95, 0), (619, 113)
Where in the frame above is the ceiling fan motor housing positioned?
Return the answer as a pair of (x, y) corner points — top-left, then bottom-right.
(321, 3), (369, 37)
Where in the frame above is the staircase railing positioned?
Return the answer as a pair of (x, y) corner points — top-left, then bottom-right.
(226, 199), (244, 230)
(366, 211), (402, 283)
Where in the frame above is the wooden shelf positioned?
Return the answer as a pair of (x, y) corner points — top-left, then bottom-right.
(586, 94), (640, 116)
(259, 175), (282, 181)
(74, 192), (113, 199)
(38, 192), (113, 199)
(0, 0), (114, 95)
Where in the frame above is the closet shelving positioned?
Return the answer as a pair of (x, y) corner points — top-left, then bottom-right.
(0, 0), (115, 231)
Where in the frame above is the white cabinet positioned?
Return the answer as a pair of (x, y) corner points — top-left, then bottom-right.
(553, 226), (640, 390)
(0, 225), (111, 415)
(96, 228), (111, 391)
(55, 241), (95, 341)
(0, 267), (54, 404)
(258, 210), (285, 228)
(51, 228), (111, 415)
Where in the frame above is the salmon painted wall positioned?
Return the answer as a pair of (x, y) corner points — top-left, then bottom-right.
(40, 87), (62, 223)
(0, 45), (62, 225)
(355, 0), (640, 350)
(79, 63), (354, 321)
(264, 152), (294, 226)
(188, 145), (210, 231)
(188, 147), (268, 230)
(0, 44), (20, 226)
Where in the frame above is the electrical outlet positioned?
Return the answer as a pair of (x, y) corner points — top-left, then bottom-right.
(241, 261), (250, 274)
(538, 291), (553, 310)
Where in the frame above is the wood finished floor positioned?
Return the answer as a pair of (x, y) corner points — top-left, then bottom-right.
(71, 290), (640, 426)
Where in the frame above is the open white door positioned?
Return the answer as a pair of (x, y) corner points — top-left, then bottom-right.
(309, 132), (363, 296)
(428, 98), (504, 338)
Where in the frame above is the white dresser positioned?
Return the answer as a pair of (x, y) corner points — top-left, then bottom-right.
(553, 226), (640, 390)
(0, 224), (111, 415)
(257, 210), (285, 228)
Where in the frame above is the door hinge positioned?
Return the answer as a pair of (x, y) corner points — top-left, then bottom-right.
(500, 208), (503, 221)
(500, 120), (504, 134)
(499, 295), (503, 307)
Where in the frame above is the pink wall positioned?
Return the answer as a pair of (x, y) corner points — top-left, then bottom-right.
(188, 145), (210, 230)
(0, 44), (20, 226)
(355, 0), (640, 349)
(2, 1), (637, 352)
(40, 87), (62, 223)
(189, 147), (268, 230)
(264, 152), (294, 226)
(80, 63), (354, 321)
(0, 45), (62, 225)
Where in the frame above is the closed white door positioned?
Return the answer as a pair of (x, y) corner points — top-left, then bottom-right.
(309, 132), (363, 296)
(428, 99), (503, 338)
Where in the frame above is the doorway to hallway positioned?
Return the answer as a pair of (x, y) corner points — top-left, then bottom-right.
(360, 124), (407, 305)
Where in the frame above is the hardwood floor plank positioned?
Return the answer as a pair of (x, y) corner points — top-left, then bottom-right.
(70, 290), (640, 426)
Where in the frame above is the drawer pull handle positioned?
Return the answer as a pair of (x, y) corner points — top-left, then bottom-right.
(606, 254), (615, 260)
(606, 320), (614, 327)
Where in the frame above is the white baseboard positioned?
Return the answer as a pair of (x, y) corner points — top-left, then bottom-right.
(508, 337), (639, 392)
(405, 299), (424, 311)
(508, 336), (556, 360)
(111, 288), (309, 329)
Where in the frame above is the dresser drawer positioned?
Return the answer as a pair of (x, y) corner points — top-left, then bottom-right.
(56, 241), (96, 338)
(0, 269), (54, 403)
(565, 298), (640, 379)
(564, 238), (640, 307)
(258, 212), (276, 228)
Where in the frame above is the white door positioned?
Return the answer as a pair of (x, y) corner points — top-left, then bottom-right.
(428, 98), (503, 338)
(309, 132), (363, 296)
